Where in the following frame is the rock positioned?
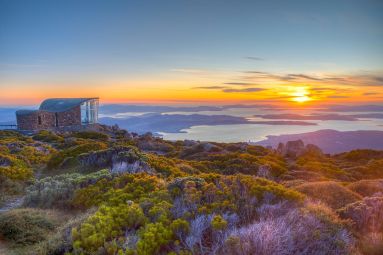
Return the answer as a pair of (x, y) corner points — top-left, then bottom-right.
(78, 146), (153, 174)
(305, 144), (323, 155)
(201, 142), (222, 152)
(277, 140), (305, 158)
(184, 140), (199, 147)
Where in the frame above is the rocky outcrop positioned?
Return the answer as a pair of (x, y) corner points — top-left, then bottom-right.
(277, 140), (323, 158)
(277, 140), (305, 157)
(78, 146), (153, 174)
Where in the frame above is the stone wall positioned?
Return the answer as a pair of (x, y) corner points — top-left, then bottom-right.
(57, 106), (81, 127)
(17, 106), (81, 130)
(17, 111), (56, 130)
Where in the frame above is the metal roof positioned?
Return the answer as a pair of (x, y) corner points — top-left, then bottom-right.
(39, 98), (98, 112)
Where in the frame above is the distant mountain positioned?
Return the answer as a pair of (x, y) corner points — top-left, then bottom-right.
(321, 105), (383, 112)
(255, 129), (383, 154)
(99, 104), (223, 114)
(99, 114), (250, 133)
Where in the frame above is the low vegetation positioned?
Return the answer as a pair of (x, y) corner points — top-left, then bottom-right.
(0, 127), (381, 254)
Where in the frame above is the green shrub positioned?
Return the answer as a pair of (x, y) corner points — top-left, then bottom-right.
(72, 203), (147, 253)
(295, 181), (362, 209)
(0, 153), (33, 181)
(136, 222), (173, 255)
(32, 130), (64, 143)
(47, 141), (107, 169)
(73, 131), (109, 141)
(24, 169), (111, 209)
(0, 208), (59, 246)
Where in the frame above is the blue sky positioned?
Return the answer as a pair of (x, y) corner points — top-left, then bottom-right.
(0, 0), (382, 104)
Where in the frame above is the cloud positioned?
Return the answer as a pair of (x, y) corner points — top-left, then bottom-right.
(327, 95), (349, 99)
(363, 92), (380, 96)
(193, 86), (228, 90)
(223, 82), (256, 86)
(310, 87), (339, 92)
(222, 88), (266, 93)
(244, 56), (264, 61)
(240, 71), (383, 86)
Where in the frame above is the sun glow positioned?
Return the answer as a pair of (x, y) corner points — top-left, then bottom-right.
(291, 87), (312, 103)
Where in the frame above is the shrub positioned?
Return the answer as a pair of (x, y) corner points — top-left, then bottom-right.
(24, 169), (111, 209)
(148, 154), (185, 177)
(359, 233), (383, 255)
(348, 179), (383, 197)
(32, 130), (64, 143)
(295, 181), (362, 209)
(169, 174), (304, 224)
(296, 151), (345, 177)
(19, 145), (54, 165)
(337, 149), (383, 162)
(0, 152), (33, 181)
(211, 215), (228, 231)
(47, 141), (107, 169)
(72, 173), (165, 209)
(223, 202), (355, 255)
(73, 131), (109, 141)
(338, 196), (383, 234)
(72, 203), (147, 253)
(0, 208), (60, 246)
(136, 222), (173, 255)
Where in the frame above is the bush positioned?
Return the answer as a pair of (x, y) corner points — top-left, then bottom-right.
(47, 141), (107, 169)
(295, 181), (362, 209)
(0, 152), (33, 181)
(338, 196), (383, 234)
(73, 131), (109, 141)
(33, 130), (64, 143)
(223, 202), (356, 255)
(24, 169), (111, 209)
(0, 208), (60, 246)
(337, 149), (383, 162)
(359, 233), (383, 255)
(296, 151), (345, 177)
(72, 203), (147, 253)
(136, 222), (173, 255)
(348, 179), (383, 197)
(72, 173), (166, 209)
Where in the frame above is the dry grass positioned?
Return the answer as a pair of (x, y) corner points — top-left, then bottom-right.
(295, 181), (362, 209)
(348, 179), (383, 197)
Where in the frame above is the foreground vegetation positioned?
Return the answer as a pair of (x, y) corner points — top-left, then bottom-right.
(0, 128), (382, 255)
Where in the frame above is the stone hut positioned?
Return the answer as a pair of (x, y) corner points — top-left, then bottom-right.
(16, 98), (99, 131)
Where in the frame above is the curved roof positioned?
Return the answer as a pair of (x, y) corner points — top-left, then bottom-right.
(39, 98), (98, 112)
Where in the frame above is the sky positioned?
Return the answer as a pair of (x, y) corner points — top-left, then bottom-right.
(0, 0), (382, 106)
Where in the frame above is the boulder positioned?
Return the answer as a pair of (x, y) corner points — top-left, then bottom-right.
(278, 140), (305, 158)
(184, 140), (199, 147)
(78, 146), (153, 174)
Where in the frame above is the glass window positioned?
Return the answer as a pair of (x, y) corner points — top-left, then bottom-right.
(81, 99), (99, 125)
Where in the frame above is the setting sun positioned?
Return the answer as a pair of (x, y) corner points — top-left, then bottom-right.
(290, 87), (312, 103)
